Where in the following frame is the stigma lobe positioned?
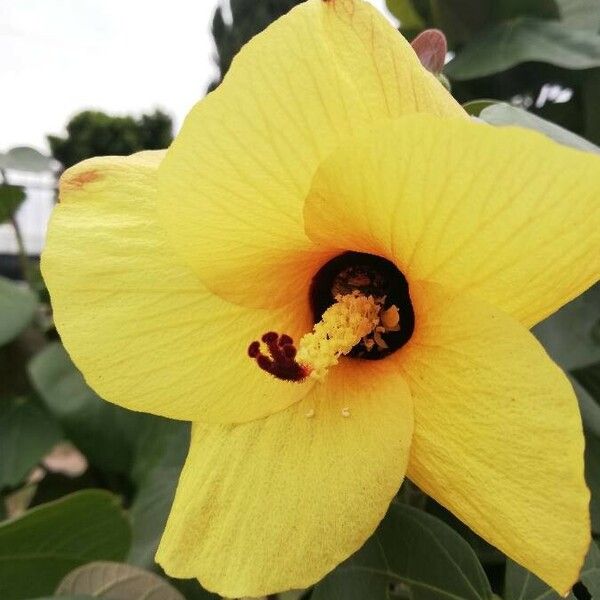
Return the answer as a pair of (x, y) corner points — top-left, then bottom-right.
(248, 332), (309, 382)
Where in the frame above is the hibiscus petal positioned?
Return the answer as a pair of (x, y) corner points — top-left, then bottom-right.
(156, 358), (413, 597)
(303, 115), (600, 327)
(157, 0), (463, 309)
(400, 281), (590, 595)
(42, 152), (314, 423)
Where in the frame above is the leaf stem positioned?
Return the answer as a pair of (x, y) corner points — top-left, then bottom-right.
(10, 215), (37, 292)
(0, 166), (37, 292)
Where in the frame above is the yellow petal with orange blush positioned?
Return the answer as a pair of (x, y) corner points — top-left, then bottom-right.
(157, 0), (464, 310)
(399, 281), (589, 594)
(303, 115), (600, 327)
(157, 358), (413, 598)
(42, 153), (314, 424)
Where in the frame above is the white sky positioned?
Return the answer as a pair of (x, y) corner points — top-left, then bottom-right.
(0, 0), (392, 153)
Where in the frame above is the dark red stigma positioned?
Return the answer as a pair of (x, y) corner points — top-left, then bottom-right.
(247, 332), (309, 382)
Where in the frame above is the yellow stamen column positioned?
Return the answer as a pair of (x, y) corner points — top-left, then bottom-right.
(296, 292), (382, 381)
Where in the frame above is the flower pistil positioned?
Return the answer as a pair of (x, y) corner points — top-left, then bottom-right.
(248, 291), (401, 383)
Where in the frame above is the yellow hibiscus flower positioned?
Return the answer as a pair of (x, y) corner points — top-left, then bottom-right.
(42, 0), (599, 597)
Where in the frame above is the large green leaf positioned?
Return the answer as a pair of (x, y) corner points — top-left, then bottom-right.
(32, 597), (92, 599)
(446, 18), (600, 80)
(430, 0), (491, 45)
(529, 283), (600, 437)
(127, 419), (189, 568)
(505, 543), (600, 599)
(574, 361), (600, 401)
(462, 99), (499, 116)
(428, 0), (559, 46)
(571, 377), (600, 438)
(0, 276), (37, 346)
(56, 561), (184, 599)
(557, 0), (600, 30)
(0, 396), (62, 490)
(29, 342), (145, 474)
(479, 103), (600, 153)
(0, 490), (131, 600)
(582, 542), (600, 597)
(531, 284), (600, 372)
(0, 184), (26, 223)
(492, 0), (559, 20)
(312, 502), (492, 600)
(505, 559), (576, 599)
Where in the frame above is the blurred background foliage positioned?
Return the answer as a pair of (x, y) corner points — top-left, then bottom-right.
(1, 0), (600, 599)
(388, 0), (600, 143)
(208, 0), (304, 90)
(47, 109), (174, 170)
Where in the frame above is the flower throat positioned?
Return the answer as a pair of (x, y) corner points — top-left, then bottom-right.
(248, 252), (414, 382)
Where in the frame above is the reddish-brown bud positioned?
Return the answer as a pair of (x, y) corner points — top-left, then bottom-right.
(410, 29), (447, 75)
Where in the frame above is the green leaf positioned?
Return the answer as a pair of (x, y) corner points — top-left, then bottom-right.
(504, 559), (576, 599)
(423, 500), (504, 567)
(127, 419), (189, 568)
(0, 397), (62, 490)
(531, 284), (600, 371)
(29, 342), (143, 474)
(0, 276), (37, 346)
(387, 0), (425, 30)
(557, 0), (600, 30)
(0, 184), (26, 223)
(480, 103), (600, 154)
(0, 490), (131, 600)
(573, 361), (600, 401)
(530, 283), (600, 436)
(56, 561), (184, 599)
(571, 376), (600, 438)
(582, 542), (600, 597)
(462, 99), (499, 116)
(505, 543), (600, 599)
(127, 464), (182, 567)
(312, 502), (492, 600)
(429, 0), (558, 46)
(430, 0), (491, 45)
(492, 0), (560, 20)
(446, 18), (600, 80)
(0, 146), (55, 173)
(31, 595), (93, 600)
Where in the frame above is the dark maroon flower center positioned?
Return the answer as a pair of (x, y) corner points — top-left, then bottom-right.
(309, 252), (414, 359)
